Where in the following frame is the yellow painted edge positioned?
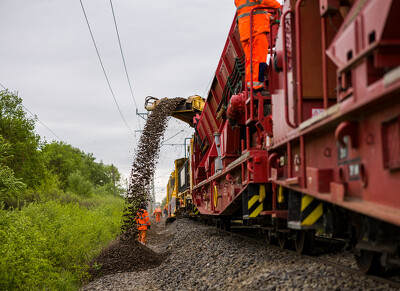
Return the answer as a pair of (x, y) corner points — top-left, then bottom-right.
(301, 203), (323, 226)
(278, 185), (284, 203)
(259, 185), (266, 203)
(248, 195), (259, 209)
(250, 203), (263, 218)
(301, 195), (314, 211)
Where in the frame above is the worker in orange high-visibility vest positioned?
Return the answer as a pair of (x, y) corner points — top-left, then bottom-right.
(235, 0), (281, 92)
(163, 204), (168, 217)
(153, 206), (163, 222)
(136, 203), (151, 245)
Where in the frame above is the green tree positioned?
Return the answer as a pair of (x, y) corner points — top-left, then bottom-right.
(42, 141), (123, 194)
(161, 196), (167, 208)
(0, 90), (47, 188)
(0, 136), (26, 206)
(41, 141), (87, 190)
(67, 170), (93, 197)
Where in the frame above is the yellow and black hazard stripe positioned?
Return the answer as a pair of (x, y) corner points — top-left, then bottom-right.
(243, 184), (266, 218)
(300, 194), (323, 227)
(193, 207), (199, 216)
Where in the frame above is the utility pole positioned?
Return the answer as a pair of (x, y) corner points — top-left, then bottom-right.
(111, 164), (117, 197)
(152, 173), (156, 211)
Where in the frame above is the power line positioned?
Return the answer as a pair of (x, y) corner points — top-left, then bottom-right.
(79, 0), (134, 135)
(202, 75), (214, 99)
(22, 105), (62, 141)
(109, 0), (140, 124)
(161, 129), (185, 145)
(0, 83), (62, 141)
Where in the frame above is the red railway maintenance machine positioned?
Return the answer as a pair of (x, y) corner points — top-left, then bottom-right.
(151, 0), (400, 274)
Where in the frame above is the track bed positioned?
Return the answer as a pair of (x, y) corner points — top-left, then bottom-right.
(82, 218), (398, 290)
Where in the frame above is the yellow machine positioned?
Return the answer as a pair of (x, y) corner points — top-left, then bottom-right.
(165, 156), (199, 219)
(165, 158), (186, 217)
(145, 95), (204, 126)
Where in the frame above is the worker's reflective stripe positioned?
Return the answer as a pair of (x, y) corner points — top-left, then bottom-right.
(238, 9), (268, 20)
(248, 81), (264, 87)
(143, 215), (149, 218)
(237, 0), (259, 11)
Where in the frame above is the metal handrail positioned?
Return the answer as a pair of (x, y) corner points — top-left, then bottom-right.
(282, 9), (297, 128)
(295, 0), (305, 124)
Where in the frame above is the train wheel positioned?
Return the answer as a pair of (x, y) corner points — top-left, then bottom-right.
(277, 232), (289, 249)
(355, 250), (382, 274)
(221, 218), (231, 231)
(265, 230), (276, 246)
(295, 230), (315, 255)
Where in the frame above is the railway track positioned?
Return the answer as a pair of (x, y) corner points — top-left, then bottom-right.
(208, 222), (400, 289)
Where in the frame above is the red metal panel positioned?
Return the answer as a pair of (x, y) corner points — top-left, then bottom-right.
(326, 0), (394, 71)
(198, 105), (213, 145)
(220, 121), (240, 159)
(306, 167), (334, 193)
(217, 60), (230, 90)
(382, 115), (400, 170)
(203, 103), (219, 134)
(207, 90), (219, 119)
(196, 124), (207, 145)
(210, 81), (223, 108)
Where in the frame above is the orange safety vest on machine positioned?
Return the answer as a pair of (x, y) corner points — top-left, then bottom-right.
(235, 0), (281, 90)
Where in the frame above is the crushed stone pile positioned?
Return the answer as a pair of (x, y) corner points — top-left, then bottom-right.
(86, 228), (166, 280)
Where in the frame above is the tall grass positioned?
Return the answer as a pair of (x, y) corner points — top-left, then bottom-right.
(0, 195), (124, 290)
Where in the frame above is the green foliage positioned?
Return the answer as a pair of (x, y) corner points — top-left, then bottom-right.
(94, 181), (126, 197)
(0, 136), (26, 207)
(67, 170), (94, 197)
(0, 196), (124, 290)
(0, 90), (48, 189)
(41, 141), (123, 193)
(161, 196), (167, 208)
(41, 141), (88, 190)
(0, 85), (127, 289)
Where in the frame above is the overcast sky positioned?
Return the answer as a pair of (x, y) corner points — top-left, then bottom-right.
(0, 0), (238, 202)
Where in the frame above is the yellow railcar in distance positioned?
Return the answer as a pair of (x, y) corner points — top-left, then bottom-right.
(165, 157), (198, 219)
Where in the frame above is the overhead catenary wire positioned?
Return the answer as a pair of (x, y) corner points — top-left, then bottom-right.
(202, 75), (214, 99)
(78, 0), (134, 135)
(0, 83), (62, 141)
(22, 105), (62, 141)
(109, 0), (142, 130)
(161, 129), (185, 145)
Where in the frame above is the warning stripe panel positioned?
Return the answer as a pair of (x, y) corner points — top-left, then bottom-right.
(248, 194), (263, 218)
(301, 195), (323, 226)
(250, 204), (263, 218)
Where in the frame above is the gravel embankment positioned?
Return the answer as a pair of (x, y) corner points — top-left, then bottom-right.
(82, 218), (396, 291)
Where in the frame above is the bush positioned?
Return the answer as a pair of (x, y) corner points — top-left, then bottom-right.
(67, 171), (93, 197)
(0, 136), (26, 207)
(0, 197), (124, 290)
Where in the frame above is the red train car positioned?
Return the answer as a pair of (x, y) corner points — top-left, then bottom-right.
(186, 0), (400, 274)
(145, 0), (400, 273)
